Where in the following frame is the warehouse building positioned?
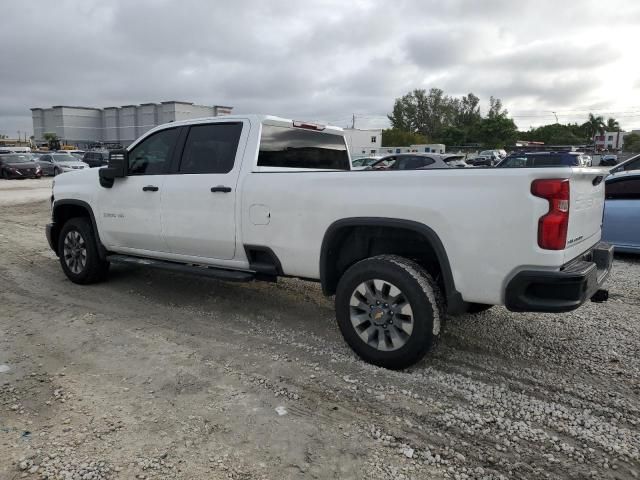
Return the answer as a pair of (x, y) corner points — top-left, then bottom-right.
(31, 101), (233, 147)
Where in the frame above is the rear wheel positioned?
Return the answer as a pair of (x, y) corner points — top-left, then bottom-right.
(53, 167), (60, 176)
(335, 255), (444, 369)
(58, 217), (109, 284)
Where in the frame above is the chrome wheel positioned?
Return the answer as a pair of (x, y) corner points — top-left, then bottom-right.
(349, 279), (414, 351)
(63, 230), (87, 274)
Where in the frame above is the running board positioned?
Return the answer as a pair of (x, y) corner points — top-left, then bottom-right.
(107, 254), (255, 282)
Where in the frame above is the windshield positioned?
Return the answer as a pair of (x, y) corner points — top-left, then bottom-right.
(0, 154), (33, 164)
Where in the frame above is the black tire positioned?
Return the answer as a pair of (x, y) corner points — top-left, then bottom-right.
(58, 217), (109, 284)
(53, 167), (60, 176)
(1, 169), (7, 179)
(466, 303), (493, 314)
(335, 255), (444, 370)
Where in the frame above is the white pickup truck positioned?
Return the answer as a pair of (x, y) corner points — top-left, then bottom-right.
(47, 115), (613, 369)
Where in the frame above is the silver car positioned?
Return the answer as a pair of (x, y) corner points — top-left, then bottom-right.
(38, 153), (89, 176)
(368, 153), (452, 170)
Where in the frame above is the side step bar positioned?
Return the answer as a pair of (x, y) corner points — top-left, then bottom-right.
(107, 254), (255, 282)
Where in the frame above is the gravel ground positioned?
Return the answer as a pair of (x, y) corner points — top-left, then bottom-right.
(0, 188), (639, 479)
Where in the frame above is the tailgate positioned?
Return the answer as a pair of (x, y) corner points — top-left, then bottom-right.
(564, 168), (606, 261)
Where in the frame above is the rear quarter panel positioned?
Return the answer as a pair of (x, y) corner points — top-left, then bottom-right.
(240, 168), (583, 305)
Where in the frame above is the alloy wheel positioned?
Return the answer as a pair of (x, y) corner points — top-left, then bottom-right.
(63, 230), (87, 274)
(349, 279), (414, 351)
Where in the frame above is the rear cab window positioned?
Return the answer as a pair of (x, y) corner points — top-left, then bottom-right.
(257, 124), (350, 171)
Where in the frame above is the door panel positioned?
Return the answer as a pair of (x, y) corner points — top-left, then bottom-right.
(602, 199), (640, 247)
(96, 176), (169, 251)
(161, 121), (248, 260)
(95, 127), (180, 252)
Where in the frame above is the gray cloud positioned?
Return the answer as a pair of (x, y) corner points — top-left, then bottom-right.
(0, 0), (637, 136)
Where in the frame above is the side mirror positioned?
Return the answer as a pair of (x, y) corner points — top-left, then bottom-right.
(99, 150), (128, 188)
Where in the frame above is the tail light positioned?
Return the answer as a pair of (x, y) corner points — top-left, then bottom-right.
(531, 179), (570, 250)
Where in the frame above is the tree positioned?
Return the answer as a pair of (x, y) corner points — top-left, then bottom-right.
(381, 128), (427, 147)
(606, 117), (620, 132)
(487, 96), (506, 118)
(388, 88), (460, 140)
(519, 123), (586, 145)
(582, 113), (605, 143)
(477, 113), (518, 148)
(43, 132), (60, 150)
(624, 133), (640, 152)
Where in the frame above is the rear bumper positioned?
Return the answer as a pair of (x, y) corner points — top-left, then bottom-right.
(505, 242), (613, 312)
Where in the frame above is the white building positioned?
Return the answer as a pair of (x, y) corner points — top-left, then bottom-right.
(594, 131), (626, 151)
(343, 128), (382, 156)
(31, 101), (233, 147)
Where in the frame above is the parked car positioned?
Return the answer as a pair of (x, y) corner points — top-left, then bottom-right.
(466, 156), (496, 167)
(479, 149), (506, 161)
(602, 171), (640, 253)
(58, 150), (85, 160)
(0, 153), (42, 179)
(600, 154), (618, 167)
(497, 151), (590, 168)
(610, 154), (640, 174)
(82, 150), (110, 168)
(368, 153), (450, 170)
(441, 155), (469, 168)
(38, 153), (89, 176)
(350, 156), (380, 170)
(47, 114), (612, 369)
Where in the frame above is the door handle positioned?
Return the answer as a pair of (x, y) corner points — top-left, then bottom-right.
(142, 185), (159, 192)
(211, 186), (232, 193)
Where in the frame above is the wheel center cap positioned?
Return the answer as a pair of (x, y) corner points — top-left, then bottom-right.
(371, 307), (388, 325)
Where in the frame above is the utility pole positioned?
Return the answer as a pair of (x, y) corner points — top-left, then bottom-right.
(551, 111), (558, 123)
(351, 114), (355, 129)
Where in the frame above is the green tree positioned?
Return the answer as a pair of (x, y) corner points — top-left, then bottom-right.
(519, 123), (586, 145)
(388, 88), (460, 140)
(606, 117), (620, 132)
(381, 128), (427, 147)
(43, 132), (60, 150)
(624, 133), (640, 152)
(582, 113), (605, 143)
(477, 114), (518, 148)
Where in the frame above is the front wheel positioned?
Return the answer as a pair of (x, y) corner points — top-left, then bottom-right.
(335, 255), (444, 370)
(53, 167), (60, 176)
(58, 217), (109, 284)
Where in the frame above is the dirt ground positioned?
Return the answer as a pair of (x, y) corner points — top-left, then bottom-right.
(1, 181), (639, 480)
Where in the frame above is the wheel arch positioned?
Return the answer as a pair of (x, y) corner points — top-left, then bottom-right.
(320, 217), (464, 314)
(51, 199), (107, 259)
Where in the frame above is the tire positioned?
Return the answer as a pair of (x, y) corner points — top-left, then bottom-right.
(466, 303), (493, 314)
(58, 217), (109, 284)
(1, 169), (7, 179)
(53, 167), (60, 176)
(335, 255), (444, 370)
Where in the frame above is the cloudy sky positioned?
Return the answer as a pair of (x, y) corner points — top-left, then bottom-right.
(1, 0), (639, 138)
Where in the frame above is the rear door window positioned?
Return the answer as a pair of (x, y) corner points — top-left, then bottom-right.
(258, 125), (349, 170)
(178, 123), (243, 174)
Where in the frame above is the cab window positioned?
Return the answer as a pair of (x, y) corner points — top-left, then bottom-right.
(128, 128), (180, 175)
